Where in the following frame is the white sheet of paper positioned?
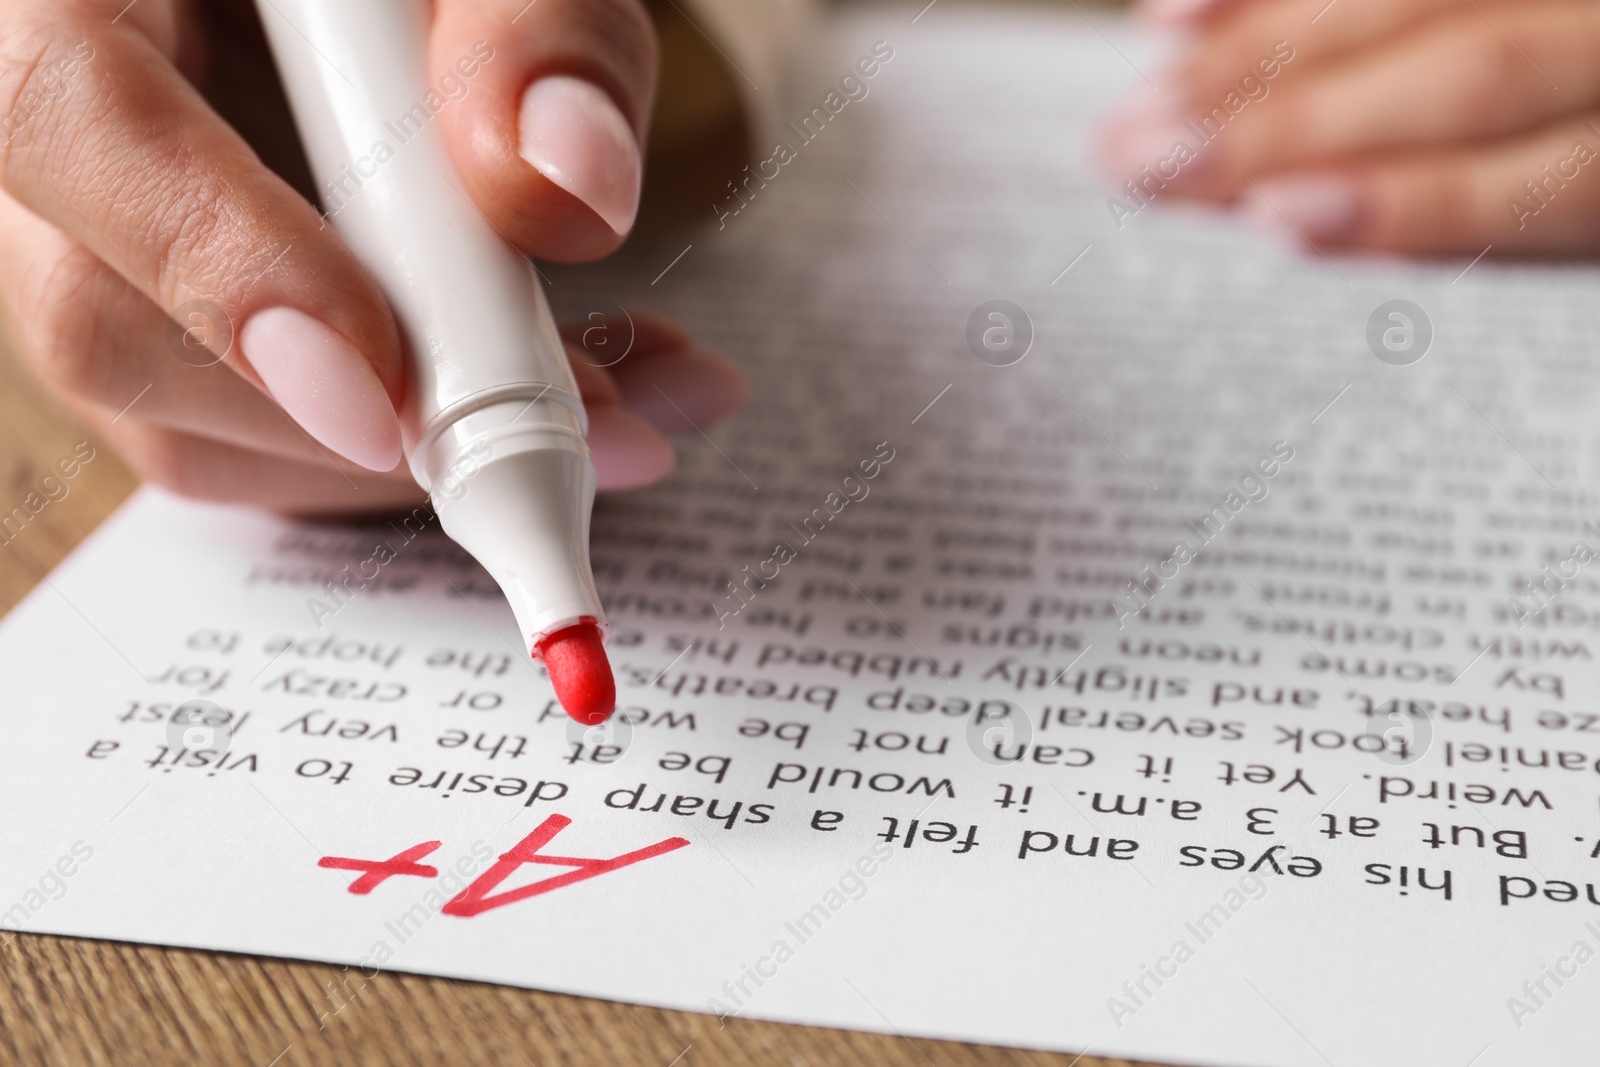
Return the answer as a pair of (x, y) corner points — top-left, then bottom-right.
(4, 6), (1599, 1065)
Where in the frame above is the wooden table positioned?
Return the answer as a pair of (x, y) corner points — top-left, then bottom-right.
(0, 345), (1164, 1066)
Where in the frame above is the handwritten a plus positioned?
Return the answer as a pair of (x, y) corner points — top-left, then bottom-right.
(317, 815), (688, 917)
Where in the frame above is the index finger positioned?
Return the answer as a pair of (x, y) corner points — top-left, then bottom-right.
(0, 1), (406, 470)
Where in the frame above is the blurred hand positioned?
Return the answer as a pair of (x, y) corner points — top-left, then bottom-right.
(1097, 0), (1600, 255)
(0, 0), (746, 514)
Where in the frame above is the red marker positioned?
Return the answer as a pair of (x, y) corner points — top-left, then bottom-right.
(538, 621), (616, 725)
(257, 0), (618, 729)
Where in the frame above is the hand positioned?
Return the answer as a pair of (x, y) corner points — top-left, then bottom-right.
(0, 0), (747, 513)
(1096, 0), (1600, 255)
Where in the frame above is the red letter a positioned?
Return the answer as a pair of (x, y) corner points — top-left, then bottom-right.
(442, 815), (688, 918)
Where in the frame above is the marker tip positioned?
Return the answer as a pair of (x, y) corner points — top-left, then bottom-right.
(538, 621), (615, 725)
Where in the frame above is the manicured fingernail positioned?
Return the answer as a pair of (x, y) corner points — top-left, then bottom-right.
(586, 407), (674, 490)
(1097, 121), (1200, 182)
(1137, 0), (1227, 24)
(1247, 177), (1363, 242)
(519, 75), (642, 235)
(1103, 85), (1178, 128)
(240, 307), (402, 472)
(617, 349), (750, 435)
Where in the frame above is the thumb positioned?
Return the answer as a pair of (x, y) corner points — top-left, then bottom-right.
(431, 0), (657, 262)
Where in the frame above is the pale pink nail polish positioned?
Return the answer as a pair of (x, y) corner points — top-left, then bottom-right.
(1103, 85), (1178, 129)
(586, 407), (675, 490)
(615, 350), (750, 436)
(1097, 122), (1202, 184)
(519, 75), (642, 236)
(1137, 0), (1229, 25)
(1246, 177), (1363, 242)
(240, 307), (403, 472)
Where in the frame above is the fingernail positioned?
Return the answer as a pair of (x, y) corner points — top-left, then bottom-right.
(586, 407), (674, 490)
(1097, 122), (1202, 183)
(240, 307), (403, 472)
(519, 75), (642, 236)
(1246, 177), (1363, 242)
(1137, 0), (1228, 24)
(617, 349), (750, 435)
(1102, 84), (1179, 129)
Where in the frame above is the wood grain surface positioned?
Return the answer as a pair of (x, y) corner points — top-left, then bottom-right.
(0, 331), (1170, 1066)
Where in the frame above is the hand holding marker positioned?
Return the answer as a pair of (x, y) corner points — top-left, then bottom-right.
(256, 0), (621, 724)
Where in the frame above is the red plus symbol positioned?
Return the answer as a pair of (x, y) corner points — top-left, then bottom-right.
(319, 841), (442, 894)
